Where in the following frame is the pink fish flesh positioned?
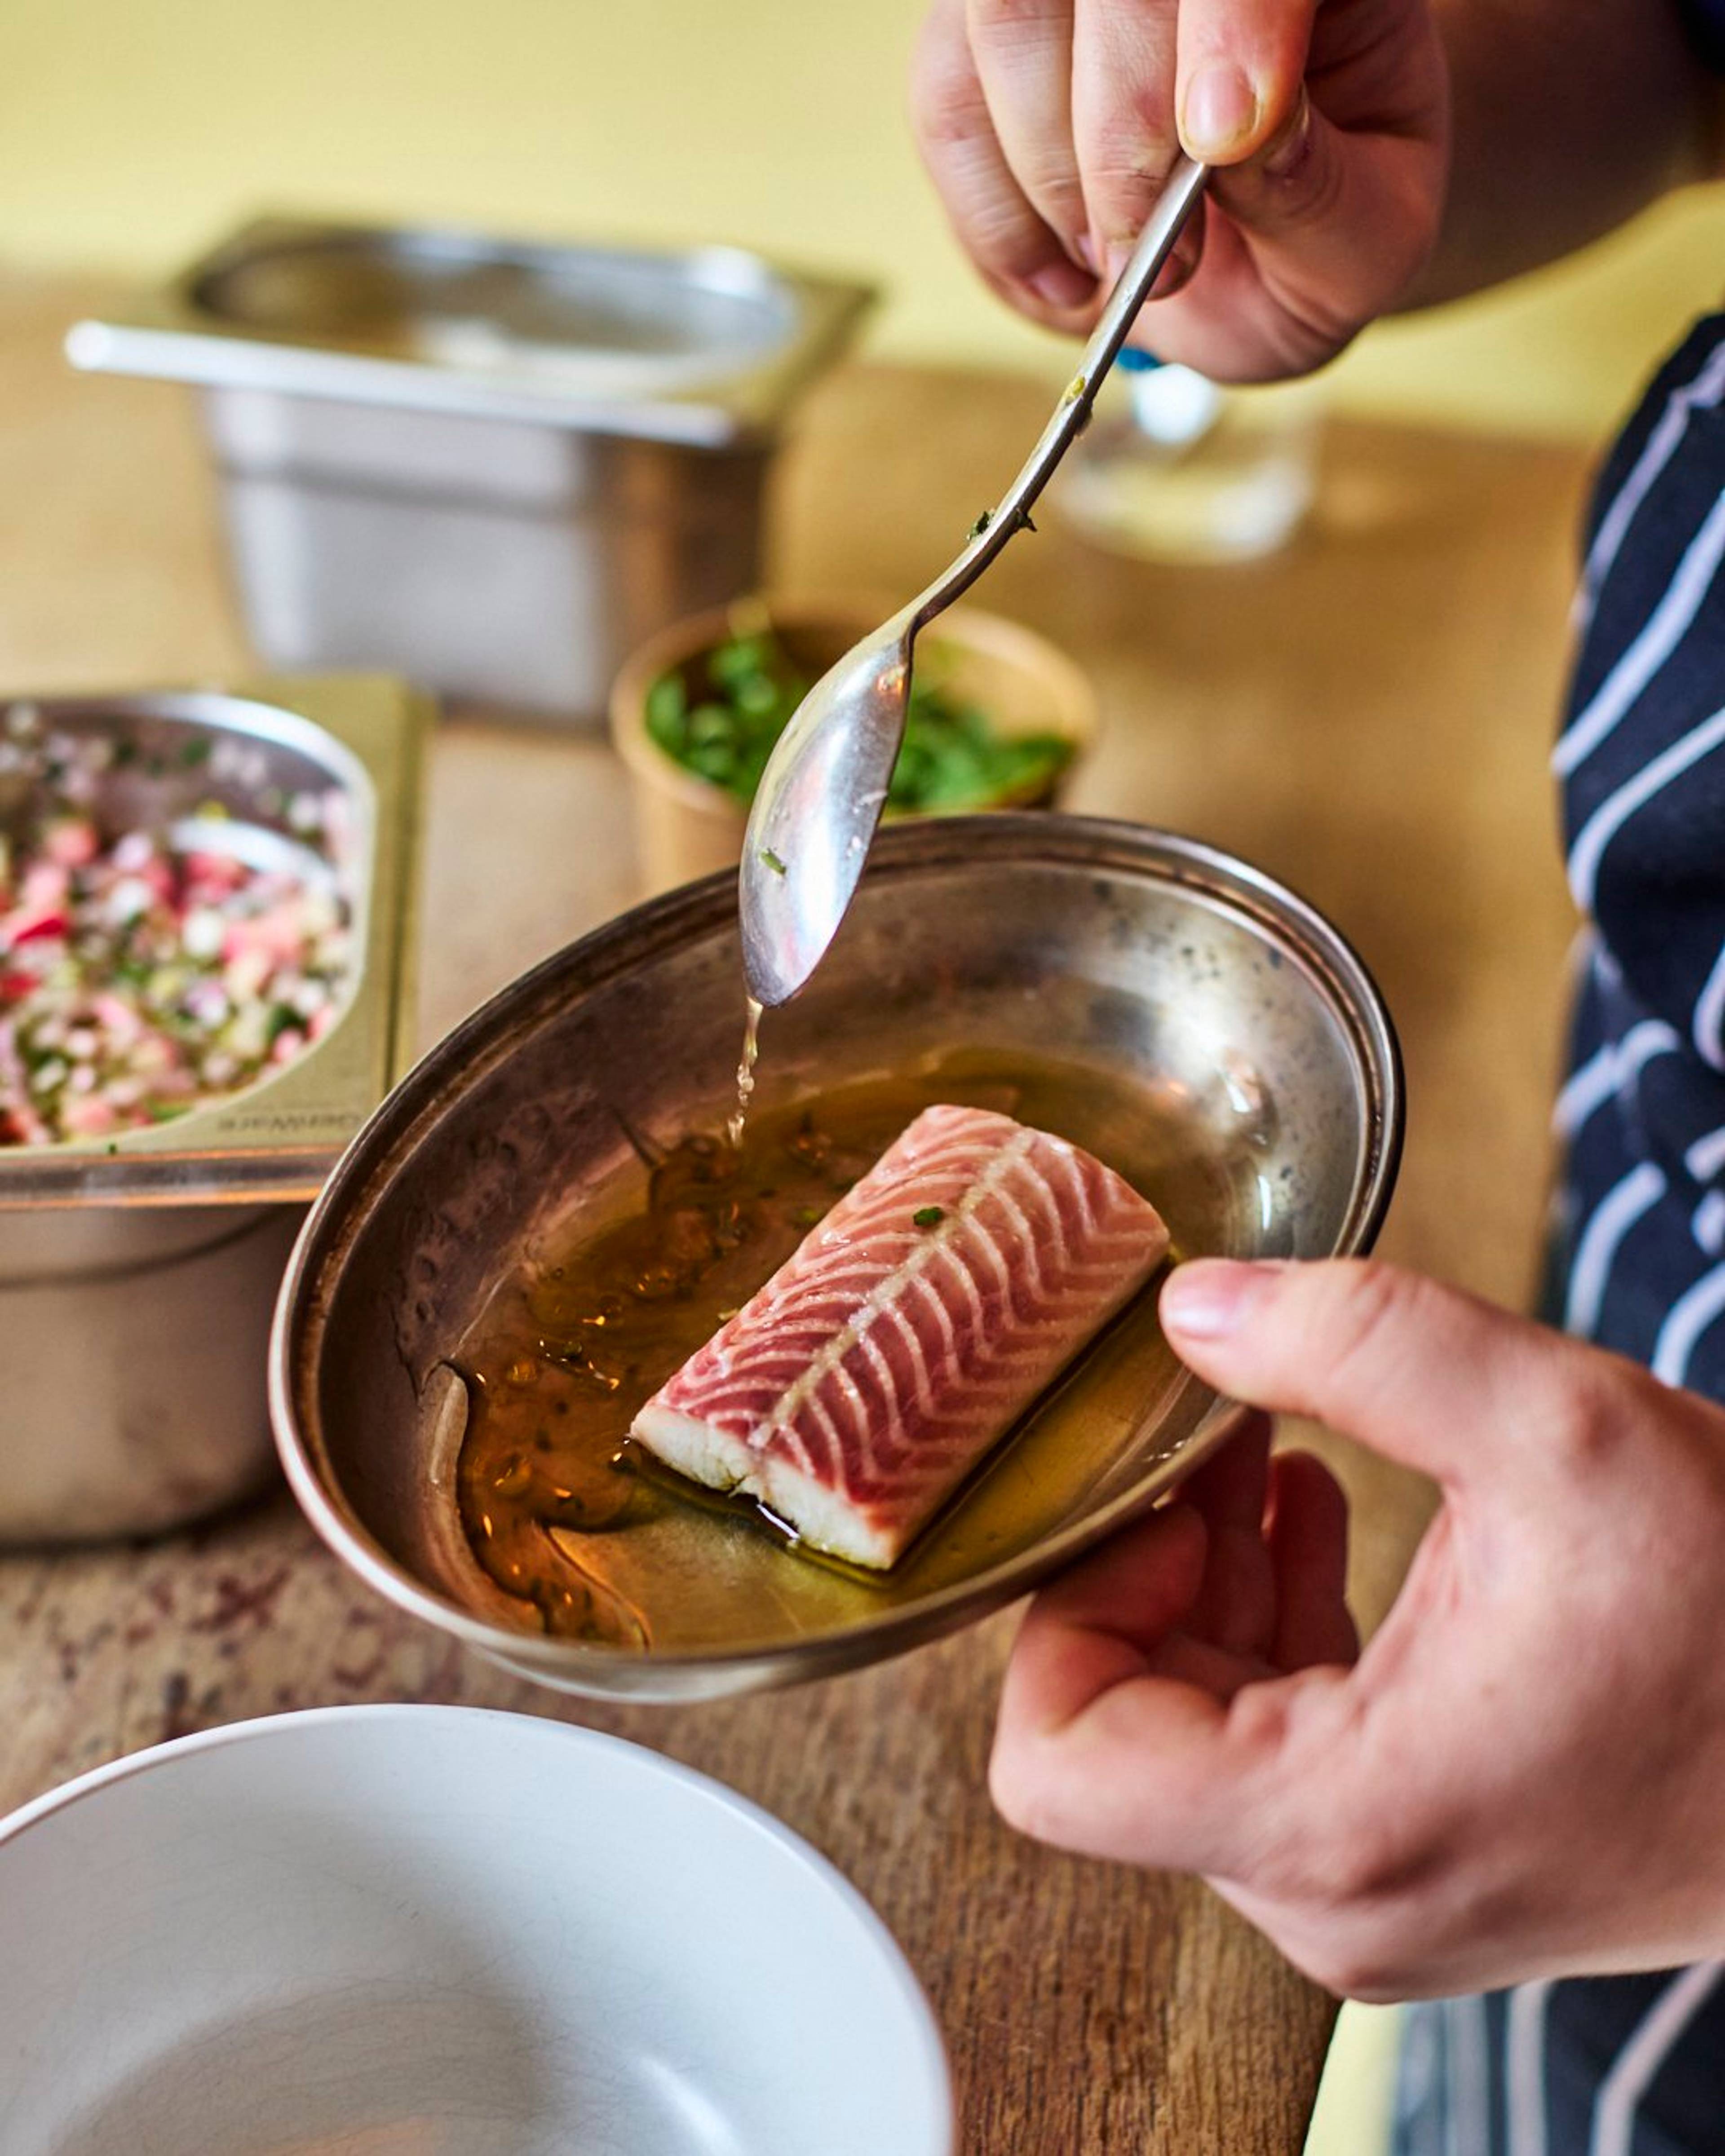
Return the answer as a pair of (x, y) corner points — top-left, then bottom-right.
(630, 1103), (1170, 1568)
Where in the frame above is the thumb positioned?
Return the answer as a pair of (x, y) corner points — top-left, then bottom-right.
(1160, 1258), (1580, 1489)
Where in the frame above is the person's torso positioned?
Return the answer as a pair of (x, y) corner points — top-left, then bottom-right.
(1552, 309), (1725, 1400)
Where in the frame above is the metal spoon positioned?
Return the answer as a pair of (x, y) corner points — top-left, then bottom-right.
(739, 155), (1210, 1008)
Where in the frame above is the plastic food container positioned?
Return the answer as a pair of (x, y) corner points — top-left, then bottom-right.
(0, 674), (426, 1544)
(66, 218), (876, 721)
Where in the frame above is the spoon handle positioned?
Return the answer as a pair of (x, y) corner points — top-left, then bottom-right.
(905, 155), (1210, 632)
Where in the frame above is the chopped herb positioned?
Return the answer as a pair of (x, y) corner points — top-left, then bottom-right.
(644, 671), (687, 751)
(710, 635), (771, 689)
(791, 1202), (825, 1228)
(1063, 371), (1088, 405)
(688, 702), (733, 749)
(760, 846), (787, 876)
(913, 1205), (945, 1228)
(646, 628), (1076, 817)
(967, 508), (993, 540)
(178, 737), (212, 768)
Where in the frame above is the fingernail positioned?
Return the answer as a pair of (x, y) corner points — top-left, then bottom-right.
(1027, 258), (1096, 309)
(1260, 88), (1312, 181)
(1075, 233), (1100, 275)
(1161, 1259), (1278, 1339)
(1148, 237), (1199, 301)
(1182, 64), (1259, 159)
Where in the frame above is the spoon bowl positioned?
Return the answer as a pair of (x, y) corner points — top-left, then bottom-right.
(738, 608), (912, 1006)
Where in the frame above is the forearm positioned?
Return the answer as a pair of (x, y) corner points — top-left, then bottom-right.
(1406, 0), (1719, 306)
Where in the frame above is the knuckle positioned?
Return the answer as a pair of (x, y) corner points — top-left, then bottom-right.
(1251, 1821), (1380, 1909)
(1325, 1819), (1413, 1904)
(966, 200), (1057, 278)
(1245, 1777), (1418, 1911)
(1081, 138), (1176, 232)
(909, 46), (984, 148)
(1539, 1360), (1619, 1469)
(967, 0), (1070, 33)
(1224, 1682), (1293, 1759)
(1015, 152), (1087, 213)
(1319, 1260), (1417, 1396)
(1529, 1333), (1676, 1474)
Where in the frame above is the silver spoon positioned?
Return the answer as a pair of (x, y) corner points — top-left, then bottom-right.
(739, 155), (1210, 1008)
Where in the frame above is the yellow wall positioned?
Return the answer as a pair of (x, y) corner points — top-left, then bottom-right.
(4, 0), (1725, 441)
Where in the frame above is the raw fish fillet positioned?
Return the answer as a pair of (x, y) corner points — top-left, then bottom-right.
(630, 1103), (1169, 1568)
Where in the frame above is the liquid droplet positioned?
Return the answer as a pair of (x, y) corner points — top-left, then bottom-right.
(727, 994), (764, 1149)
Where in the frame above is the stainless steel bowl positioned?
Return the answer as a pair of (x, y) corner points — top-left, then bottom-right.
(68, 218), (875, 721)
(272, 817), (1401, 1701)
(0, 677), (425, 1544)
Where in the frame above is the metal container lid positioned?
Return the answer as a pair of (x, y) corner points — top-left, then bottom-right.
(67, 217), (877, 449)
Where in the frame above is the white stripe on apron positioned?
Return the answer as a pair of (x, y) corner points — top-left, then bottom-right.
(1557, 490), (1725, 776)
(1652, 1259), (1725, 1383)
(1445, 1994), (1491, 2156)
(1569, 702), (1725, 914)
(1579, 339), (1725, 627)
(1505, 1979), (1554, 2156)
(1553, 1021), (1681, 1140)
(1589, 1963), (1725, 2156)
(1689, 932), (1725, 1070)
(1563, 1161), (1668, 1337)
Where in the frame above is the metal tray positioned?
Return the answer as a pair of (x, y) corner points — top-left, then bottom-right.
(0, 674), (427, 1206)
(67, 216), (876, 450)
(0, 674), (427, 1543)
(67, 220), (875, 719)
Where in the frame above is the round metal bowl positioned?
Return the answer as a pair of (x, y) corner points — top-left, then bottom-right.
(271, 817), (1402, 1701)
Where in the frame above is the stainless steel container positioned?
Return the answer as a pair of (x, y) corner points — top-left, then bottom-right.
(274, 816), (1402, 1703)
(67, 219), (876, 720)
(0, 675), (425, 1543)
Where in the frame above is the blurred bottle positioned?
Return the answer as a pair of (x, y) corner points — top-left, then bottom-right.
(1054, 351), (1320, 564)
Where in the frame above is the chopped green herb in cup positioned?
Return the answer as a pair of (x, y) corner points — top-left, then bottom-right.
(913, 1205), (946, 1228)
(645, 628), (1074, 816)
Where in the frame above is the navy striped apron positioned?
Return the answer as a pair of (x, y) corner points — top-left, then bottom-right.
(1391, 314), (1725, 2151)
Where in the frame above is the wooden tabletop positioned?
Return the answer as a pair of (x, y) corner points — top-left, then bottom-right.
(0, 272), (1583, 2153)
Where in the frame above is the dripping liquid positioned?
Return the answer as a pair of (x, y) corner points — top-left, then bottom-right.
(452, 1051), (1262, 1652)
(727, 994), (763, 1148)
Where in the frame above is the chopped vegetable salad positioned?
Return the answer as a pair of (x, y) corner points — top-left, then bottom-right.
(0, 709), (352, 1147)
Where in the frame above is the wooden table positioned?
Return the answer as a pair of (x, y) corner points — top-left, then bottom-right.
(0, 273), (1583, 2153)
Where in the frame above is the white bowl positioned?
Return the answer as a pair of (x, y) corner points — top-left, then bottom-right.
(0, 1705), (953, 2156)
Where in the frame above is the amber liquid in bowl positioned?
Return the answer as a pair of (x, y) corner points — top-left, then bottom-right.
(450, 1045), (1275, 1655)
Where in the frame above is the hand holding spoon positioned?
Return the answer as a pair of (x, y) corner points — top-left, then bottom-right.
(739, 155), (1209, 1009)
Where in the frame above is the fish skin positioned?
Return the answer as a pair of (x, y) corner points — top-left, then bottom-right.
(631, 1104), (1169, 1568)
